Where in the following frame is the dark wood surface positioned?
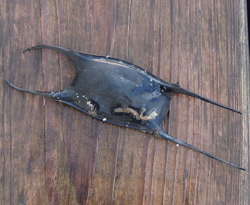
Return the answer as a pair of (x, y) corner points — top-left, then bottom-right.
(1, 0), (249, 204)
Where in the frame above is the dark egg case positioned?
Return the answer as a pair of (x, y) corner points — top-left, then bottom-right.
(5, 45), (245, 171)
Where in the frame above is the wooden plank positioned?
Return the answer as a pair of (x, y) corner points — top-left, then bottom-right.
(239, 0), (250, 204)
(1, 1), (48, 205)
(0, 0), (248, 204)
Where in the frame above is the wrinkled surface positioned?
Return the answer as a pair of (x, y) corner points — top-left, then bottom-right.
(54, 51), (173, 132)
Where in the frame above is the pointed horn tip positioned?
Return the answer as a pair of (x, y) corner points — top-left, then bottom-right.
(4, 79), (19, 90)
(23, 48), (32, 53)
(233, 110), (242, 115)
(4, 79), (12, 86)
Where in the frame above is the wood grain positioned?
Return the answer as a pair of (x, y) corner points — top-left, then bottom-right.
(0, 0), (249, 204)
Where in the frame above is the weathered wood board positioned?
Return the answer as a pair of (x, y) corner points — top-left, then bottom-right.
(0, 0), (249, 204)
